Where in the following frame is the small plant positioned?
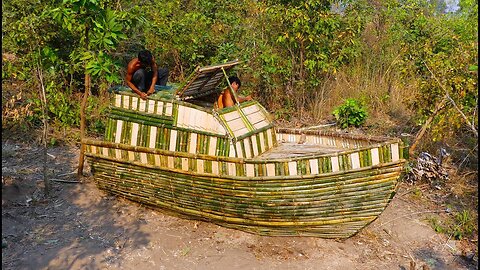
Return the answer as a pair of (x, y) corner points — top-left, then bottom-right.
(452, 210), (476, 240)
(427, 216), (445, 233)
(427, 210), (477, 240)
(332, 98), (368, 129)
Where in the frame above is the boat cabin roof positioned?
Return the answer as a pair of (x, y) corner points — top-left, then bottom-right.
(175, 59), (240, 102)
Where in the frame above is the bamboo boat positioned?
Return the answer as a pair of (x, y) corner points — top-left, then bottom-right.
(83, 60), (407, 238)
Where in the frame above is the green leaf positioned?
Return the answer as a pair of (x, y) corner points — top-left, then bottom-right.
(103, 38), (113, 45)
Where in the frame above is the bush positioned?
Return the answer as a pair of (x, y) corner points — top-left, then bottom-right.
(332, 98), (368, 129)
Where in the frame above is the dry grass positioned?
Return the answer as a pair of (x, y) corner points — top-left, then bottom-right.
(308, 59), (418, 136)
(306, 20), (421, 136)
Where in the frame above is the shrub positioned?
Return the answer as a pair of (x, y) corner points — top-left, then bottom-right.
(332, 98), (368, 129)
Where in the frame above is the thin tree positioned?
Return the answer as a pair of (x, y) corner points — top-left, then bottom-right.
(35, 50), (51, 196)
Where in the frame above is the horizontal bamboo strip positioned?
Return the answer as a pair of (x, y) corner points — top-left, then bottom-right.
(88, 156), (396, 219)
(84, 138), (405, 171)
(108, 114), (173, 128)
(91, 159), (396, 203)
(90, 162), (384, 228)
(236, 125), (275, 141)
(110, 106), (173, 122)
(198, 60), (240, 73)
(112, 91), (173, 103)
(85, 146), (404, 182)
(276, 128), (394, 143)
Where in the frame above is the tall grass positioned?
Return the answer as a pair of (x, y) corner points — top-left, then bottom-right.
(308, 22), (418, 134)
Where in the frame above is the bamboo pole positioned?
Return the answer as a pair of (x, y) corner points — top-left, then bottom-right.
(85, 140), (403, 180)
(88, 155), (399, 194)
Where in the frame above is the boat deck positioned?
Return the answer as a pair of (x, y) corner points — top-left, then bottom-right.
(253, 142), (344, 160)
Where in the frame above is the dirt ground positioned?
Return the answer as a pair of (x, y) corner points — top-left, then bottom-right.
(2, 140), (478, 270)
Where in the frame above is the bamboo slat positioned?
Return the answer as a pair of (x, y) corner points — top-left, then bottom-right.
(87, 154), (400, 238)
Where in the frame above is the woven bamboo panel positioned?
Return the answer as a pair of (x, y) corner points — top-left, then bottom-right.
(175, 104), (225, 135)
(232, 127), (276, 158)
(109, 91), (280, 158)
(175, 60), (239, 100)
(113, 93), (174, 117)
(85, 133), (404, 178)
(86, 153), (402, 238)
(220, 110), (251, 138)
(242, 103), (271, 130)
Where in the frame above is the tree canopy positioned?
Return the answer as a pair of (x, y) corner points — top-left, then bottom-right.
(2, 0), (478, 158)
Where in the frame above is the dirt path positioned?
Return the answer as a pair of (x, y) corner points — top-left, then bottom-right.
(2, 141), (477, 270)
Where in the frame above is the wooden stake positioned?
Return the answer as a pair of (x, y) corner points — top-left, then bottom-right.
(35, 51), (51, 196)
(78, 72), (91, 178)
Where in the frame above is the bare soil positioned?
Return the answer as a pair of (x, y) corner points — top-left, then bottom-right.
(2, 140), (478, 270)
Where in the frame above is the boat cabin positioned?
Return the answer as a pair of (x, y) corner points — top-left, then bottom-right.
(105, 60), (277, 159)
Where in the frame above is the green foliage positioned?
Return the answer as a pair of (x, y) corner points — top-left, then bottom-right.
(254, 0), (366, 111)
(141, 0), (249, 79)
(91, 119), (106, 134)
(333, 98), (368, 129)
(48, 0), (130, 79)
(27, 82), (80, 127)
(2, 0), (132, 132)
(2, 0), (478, 163)
(427, 210), (476, 240)
(381, 0), (478, 141)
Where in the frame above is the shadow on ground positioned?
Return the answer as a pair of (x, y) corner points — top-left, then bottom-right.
(2, 142), (151, 269)
(2, 141), (477, 270)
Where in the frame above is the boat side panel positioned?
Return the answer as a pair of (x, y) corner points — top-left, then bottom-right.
(85, 137), (405, 178)
(87, 155), (402, 238)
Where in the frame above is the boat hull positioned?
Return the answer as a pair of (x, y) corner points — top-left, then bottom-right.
(85, 144), (403, 238)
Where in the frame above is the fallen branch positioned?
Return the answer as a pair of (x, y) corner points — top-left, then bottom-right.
(409, 97), (448, 157)
(301, 123), (336, 130)
(56, 170), (78, 177)
(50, 178), (81, 184)
(424, 62), (478, 137)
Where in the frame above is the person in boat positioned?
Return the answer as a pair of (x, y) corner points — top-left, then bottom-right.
(217, 76), (252, 109)
(125, 50), (169, 100)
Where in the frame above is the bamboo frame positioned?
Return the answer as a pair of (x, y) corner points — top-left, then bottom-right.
(83, 60), (408, 238)
(86, 153), (401, 238)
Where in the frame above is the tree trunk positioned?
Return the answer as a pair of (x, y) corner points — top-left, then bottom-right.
(409, 97), (448, 157)
(77, 72), (91, 177)
(36, 59), (51, 196)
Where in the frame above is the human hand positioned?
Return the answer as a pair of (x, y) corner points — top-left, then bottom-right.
(139, 92), (148, 100)
(246, 95), (252, 101)
(147, 87), (155, 95)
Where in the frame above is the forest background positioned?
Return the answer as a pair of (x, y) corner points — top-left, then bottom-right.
(2, 0), (478, 245)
